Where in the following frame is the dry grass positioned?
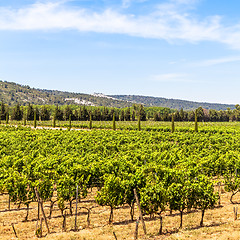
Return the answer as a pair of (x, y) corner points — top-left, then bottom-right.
(1, 188), (240, 240)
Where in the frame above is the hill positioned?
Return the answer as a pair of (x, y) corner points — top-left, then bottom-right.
(110, 95), (236, 110)
(0, 80), (236, 110)
(0, 81), (131, 108)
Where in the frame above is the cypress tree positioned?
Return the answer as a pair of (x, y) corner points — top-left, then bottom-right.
(113, 112), (116, 130)
(195, 109), (198, 132)
(138, 114), (141, 131)
(53, 114), (56, 128)
(89, 113), (92, 130)
(23, 114), (26, 126)
(0, 102), (7, 122)
(34, 109), (37, 128)
(27, 103), (34, 120)
(171, 113), (175, 133)
(68, 114), (71, 131)
(6, 112), (9, 124)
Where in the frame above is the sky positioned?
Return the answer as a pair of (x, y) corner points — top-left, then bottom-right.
(1, 0), (240, 104)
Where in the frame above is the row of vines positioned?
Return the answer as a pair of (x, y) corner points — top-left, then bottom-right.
(0, 125), (240, 237)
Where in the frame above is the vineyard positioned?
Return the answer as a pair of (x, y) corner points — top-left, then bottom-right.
(1, 124), (240, 239)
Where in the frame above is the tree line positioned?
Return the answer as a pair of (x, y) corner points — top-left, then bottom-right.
(1, 102), (240, 122)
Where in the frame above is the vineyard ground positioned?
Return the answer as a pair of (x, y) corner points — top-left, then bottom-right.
(1, 188), (240, 240)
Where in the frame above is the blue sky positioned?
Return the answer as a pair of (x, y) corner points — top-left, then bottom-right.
(1, 0), (240, 104)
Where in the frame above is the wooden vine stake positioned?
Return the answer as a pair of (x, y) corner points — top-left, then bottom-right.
(134, 217), (140, 240)
(218, 182), (221, 206)
(113, 231), (118, 240)
(74, 185), (79, 231)
(35, 188), (50, 234)
(133, 189), (147, 235)
(11, 223), (18, 238)
(234, 207), (238, 220)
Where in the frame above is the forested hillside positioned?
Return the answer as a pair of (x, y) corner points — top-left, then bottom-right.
(110, 95), (235, 110)
(0, 81), (131, 107)
(0, 80), (236, 110)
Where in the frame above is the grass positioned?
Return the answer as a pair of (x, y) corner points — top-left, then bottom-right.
(1, 188), (240, 240)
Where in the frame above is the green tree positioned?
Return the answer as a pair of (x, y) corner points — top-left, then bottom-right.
(125, 108), (131, 121)
(195, 110), (198, 132)
(12, 103), (23, 121)
(179, 108), (184, 121)
(26, 103), (34, 121)
(139, 105), (146, 121)
(34, 109), (37, 128)
(171, 113), (175, 133)
(40, 106), (50, 121)
(138, 114), (141, 131)
(55, 105), (64, 121)
(89, 113), (92, 129)
(68, 114), (71, 131)
(120, 110), (125, 121)
(64, 106), (73, 121)
(112, 112), (116, 130)
(0, 102), (7, 121)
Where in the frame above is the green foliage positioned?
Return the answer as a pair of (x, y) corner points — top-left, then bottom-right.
(68, 114), (71, 131)
(34, 109), (37, 128)
(112, 112), (116, 130)
(89, 113), (92, 130)
(171, 113), (175, 133)
(140, 179), (167, 216)
(224, 171), (240, 204)
(96, 174), (125, 223)
(195, 110), (198, 132)
(11, 103), (23, 121)
(138, 116), (141, 131)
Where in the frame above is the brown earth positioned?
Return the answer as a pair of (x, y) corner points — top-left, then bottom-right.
(0, 188), (240, 240)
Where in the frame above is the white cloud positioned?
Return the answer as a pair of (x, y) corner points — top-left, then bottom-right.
(0, 1), (240, 49)
(122, 0), (148, 8)
(195, 56), (240, 67)
(151, 73), (193, 82)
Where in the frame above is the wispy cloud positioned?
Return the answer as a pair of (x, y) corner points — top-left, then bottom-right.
(0, 0), (240, 49)
(151, 73), (193, 83)
(195, 56), (240, 67)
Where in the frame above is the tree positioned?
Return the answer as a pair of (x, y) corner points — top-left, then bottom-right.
(64, 106), (73, 121)
(0, 102), (7, 120)
(195, 110), (198, 132)
(55, 105), (64, 121)
(40, 106), (50, 121)
(120, 110), (125, 121)
(171, 113), (175, 133)
(138, 114), (141, 131)
(34, 109), (37, 128)
(132, 110), (136, 121)
(68, 114), (71, 131)
(113, 112), (116, 130)
(89, 113), (92, 130)
(139, 105), (146, 121)
(125, 108), (131, 121)
(197, 107), (204, 122)
(53, 113), (56, 128)
(179, 108), (184, 121)
(12, 103), (23, 121)
(26, 103), (34, 121)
